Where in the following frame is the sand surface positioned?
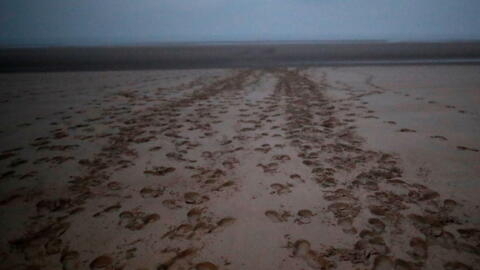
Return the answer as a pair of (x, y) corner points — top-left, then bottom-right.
(0, 65), (479, 270)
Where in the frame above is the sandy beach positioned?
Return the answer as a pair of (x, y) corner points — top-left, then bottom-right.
(0, 65), (479, 270)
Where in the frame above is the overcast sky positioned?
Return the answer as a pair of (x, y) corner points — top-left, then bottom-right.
(1, 0), (480, 46)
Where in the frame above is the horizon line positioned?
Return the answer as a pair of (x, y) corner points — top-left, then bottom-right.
(2, 38), (480, 49)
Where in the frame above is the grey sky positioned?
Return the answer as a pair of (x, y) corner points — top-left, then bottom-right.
(1, 0), (480, 46)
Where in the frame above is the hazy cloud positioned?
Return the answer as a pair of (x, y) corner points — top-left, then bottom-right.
(1, 0), (479, 46)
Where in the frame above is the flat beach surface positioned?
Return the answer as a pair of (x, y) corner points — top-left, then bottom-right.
(0, 65), (479, 269)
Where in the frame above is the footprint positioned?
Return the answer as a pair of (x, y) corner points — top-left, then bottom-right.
(408, 237), (428, 259)
(270, 183), (291, 195)
(89, 255), (113, 269)
(143, 213), (160, 224)
(118, 213), (140, 229)
(419, 190), (439, 201)
(0, 170), (15, 180)
(162, 224), (194, 240)
(106, 181), (122, 191)
(45, 239), (62, 255)
(373, 255), (393, 270)
(290, 174), (304, 182)
(457, 228), (480, 243)
(8, 158), (28, 168)
(291, 239), (332, 269)
(158, 248), (197, 270)
(0, 194), (22, 206)
(338, 217), (357, 234)
(187, 208), (203, 223)
(140, 187), (165, 198)
(254, 145), (271, 153)
(162, 199), (181, 210)
(193, 222), (215, 236)
(430, 135), (447, 141)
(195, 262), (218, 270)
(315, 177), (336, 188)
(212, 181), (235, 191)
(215, 217), (236, 231)
(220, 139), (232, 145)
(184, 192), (209, 204)
(435, 231), (457, 249)
(457, 146), (479, 152)
(61, 251), (80, 270)
(272, 154), (291, 162)
(368, 205), (389, 216)
(0, 151), (16, 160)
(118, 211), (159, 230)
(36, 198), (73, 213)
(265, 210), (290, 223)
(293, 240), (311, 257)
(93, 204), (121, 217)
(257, 163), (279, 173)
(144, 166), (176, 176)
(357, 230), (389, 255)
(328, 202), (360, 218)
(398, 128), (416, 133)
(368, 218), (385, 233)
(149, 146), (162, 151)
(302, 159), (322, 167)
(296, 209), (314, 224)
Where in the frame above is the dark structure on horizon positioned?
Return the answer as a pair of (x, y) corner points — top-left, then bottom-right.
(1, 41), (480, 72)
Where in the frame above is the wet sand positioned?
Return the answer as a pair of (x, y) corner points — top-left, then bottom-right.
(0, 65), (479, 269)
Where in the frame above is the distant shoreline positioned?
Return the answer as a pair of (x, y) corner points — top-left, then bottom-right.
(1, 41), (480, 72)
